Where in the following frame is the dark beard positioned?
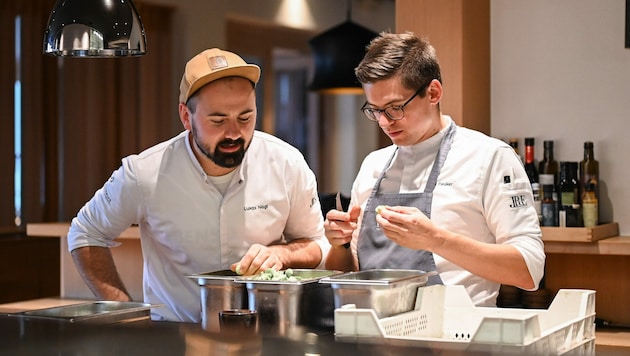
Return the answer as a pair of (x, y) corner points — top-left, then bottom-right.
(191, 126), (248, 168)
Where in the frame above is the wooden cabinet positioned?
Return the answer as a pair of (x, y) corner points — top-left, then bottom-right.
(543, 236), (630, 350)
(26, 223), (143, 301)
(544, 236), (630, 325)
(0, 232), (60, 303)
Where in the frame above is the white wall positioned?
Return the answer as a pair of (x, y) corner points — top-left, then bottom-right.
(491, 0), (630, 234)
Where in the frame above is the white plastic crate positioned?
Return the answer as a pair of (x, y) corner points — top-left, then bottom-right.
(334, 285), (596, 355)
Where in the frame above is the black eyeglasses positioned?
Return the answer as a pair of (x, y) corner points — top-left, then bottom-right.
(360, 82), (431, 122)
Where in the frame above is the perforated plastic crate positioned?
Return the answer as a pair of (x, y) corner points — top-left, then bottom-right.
(334, 285), (595, 355)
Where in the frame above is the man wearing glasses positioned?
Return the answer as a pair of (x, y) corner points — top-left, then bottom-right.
(323, 32), (545, 307)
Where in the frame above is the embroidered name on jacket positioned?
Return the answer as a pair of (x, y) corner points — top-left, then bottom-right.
(244, 204), (269, 211)
(509, 194), (528, 209)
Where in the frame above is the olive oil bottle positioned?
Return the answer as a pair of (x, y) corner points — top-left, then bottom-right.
(580, 142), (599, 227)
(539, 141), (559, 182)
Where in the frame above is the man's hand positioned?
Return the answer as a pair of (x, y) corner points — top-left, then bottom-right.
(324, 206), (361, 249)
(375, 205), (442, 251)
(230, 244), (284, 276)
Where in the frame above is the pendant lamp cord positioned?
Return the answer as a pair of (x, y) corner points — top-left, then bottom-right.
(346, 0), (352, 21)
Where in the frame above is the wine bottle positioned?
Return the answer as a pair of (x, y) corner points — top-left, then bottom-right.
(541, 184), (557, 226)
(524, 138), (538, 184)
(580, 142), (599, 226)
(558, 162), (581, 227)
(539, 141), (559, 179)
(538, 140), (559, 201)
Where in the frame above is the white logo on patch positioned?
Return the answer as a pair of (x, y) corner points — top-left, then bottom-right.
(208, 56), (228, 70)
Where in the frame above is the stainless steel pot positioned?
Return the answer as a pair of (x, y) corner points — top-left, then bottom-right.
(188, 270), (248, 332)
(238, 269), (341, 335)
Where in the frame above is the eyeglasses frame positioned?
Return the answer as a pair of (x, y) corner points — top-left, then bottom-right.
(360, 81), (432, 122)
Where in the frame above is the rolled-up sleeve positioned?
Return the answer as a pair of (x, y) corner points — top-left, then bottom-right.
(283, 156), (330, 269)
(484, 147), (546, 290)
(68, 158), (142, 252)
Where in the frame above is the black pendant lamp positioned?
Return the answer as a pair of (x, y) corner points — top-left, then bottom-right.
(308, 2), (377, 94)
(43, 0), (147, 57)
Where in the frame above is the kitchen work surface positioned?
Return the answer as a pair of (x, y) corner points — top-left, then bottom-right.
(1, 295), (629, 355)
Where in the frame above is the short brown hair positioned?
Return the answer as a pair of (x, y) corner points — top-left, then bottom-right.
(355, 31), (442, 92)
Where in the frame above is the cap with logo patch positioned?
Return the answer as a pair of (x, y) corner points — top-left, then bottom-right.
(179, 48), (261, 103)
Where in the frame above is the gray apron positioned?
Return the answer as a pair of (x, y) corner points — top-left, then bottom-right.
(357, 121), (456, 285)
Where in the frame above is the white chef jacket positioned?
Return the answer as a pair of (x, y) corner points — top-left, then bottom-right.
(68, 130), (330, 322)
(350, 116), (545, 306)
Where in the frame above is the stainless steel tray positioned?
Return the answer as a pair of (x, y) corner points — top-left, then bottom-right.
(319, 269), (437, 318)
(13, 301), (159, 324)
(319, 269), (436, 287)
(187, 269), (241, 286)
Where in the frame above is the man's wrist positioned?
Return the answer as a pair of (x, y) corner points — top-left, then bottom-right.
(331, 243), (351, 251)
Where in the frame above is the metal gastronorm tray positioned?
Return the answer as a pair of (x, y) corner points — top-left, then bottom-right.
(13, 301), (159, 324)
(318, 269), (436, 287)
(187, 269), (241, 286)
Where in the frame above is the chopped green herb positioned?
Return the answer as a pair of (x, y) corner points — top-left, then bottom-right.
(250, 268), (303, 281)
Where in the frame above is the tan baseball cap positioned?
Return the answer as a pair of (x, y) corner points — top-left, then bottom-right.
(179, 48), (261, 103)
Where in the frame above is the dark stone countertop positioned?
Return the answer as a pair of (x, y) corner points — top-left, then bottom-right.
(0, 314), (450, 356)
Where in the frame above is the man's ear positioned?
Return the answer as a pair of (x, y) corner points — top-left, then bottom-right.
(179, 103), (192, 131)
(427, 79), (442, 105)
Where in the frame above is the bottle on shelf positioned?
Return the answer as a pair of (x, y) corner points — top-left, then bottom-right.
(558, 162), (581, 227)
(538, 140), (559, 202)
(508, 138), (522, 163)
(541, 184), (558, 226)
(539, 140), (559, 178)
(524, 137), (538, 184)
(582, 179), (599, 228)
(580, 141), (599, 227)
(538, 161), (557, 226)
(531, 182), (542, 224)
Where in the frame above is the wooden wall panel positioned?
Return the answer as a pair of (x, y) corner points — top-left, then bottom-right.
(0, 235), (60, 303)
(545, 253), (630, 325)
(395, 0), (490, 135)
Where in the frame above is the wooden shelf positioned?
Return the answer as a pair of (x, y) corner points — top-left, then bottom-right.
(596, 329), (630, 348)
(541, 223), (619, 243)
(0, 297), (92, 314)
(27, 223), (140, 240)
(544, 236), (630, 255)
